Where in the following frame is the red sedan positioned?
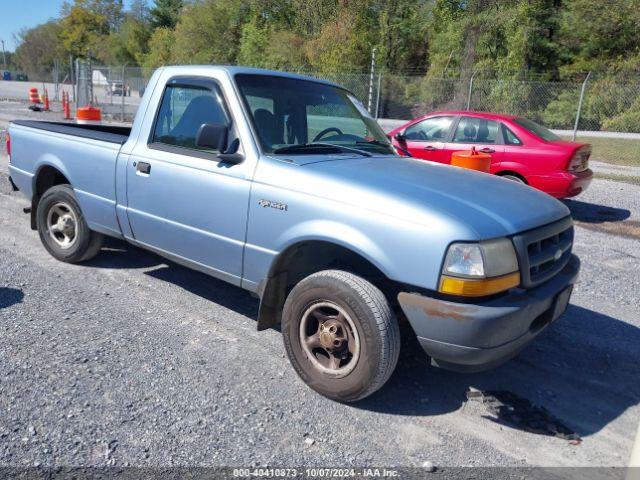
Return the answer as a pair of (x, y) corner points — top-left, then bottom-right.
(388, 111), (593, 198)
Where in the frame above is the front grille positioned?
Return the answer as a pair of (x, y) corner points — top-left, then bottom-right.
(512, 216), (574, 288)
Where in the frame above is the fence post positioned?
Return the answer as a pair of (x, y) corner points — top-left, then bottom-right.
(375, 72), (382, 119)
(466, 72), (476, 111)
(368, 47), (377, 114)
(71, 56), (76, 103)
(573, 71), (591, 141)
(121, 64), (126, 122)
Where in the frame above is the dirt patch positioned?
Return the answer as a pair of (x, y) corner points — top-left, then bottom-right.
(574, 219), (640, 239)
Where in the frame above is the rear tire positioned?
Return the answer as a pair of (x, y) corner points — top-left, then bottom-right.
(36, 184), (104, 263)
(498, 172), (527, 184)
(282, 270), (400, 402)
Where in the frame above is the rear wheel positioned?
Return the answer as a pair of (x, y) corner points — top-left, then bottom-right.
(282, 270), (400, 402)
(36, 184), (103, 263)
(498, 172), (527, 184)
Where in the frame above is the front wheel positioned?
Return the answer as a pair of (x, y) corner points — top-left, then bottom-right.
(282, 270), (400, 402)
(36, 184), (104, 263)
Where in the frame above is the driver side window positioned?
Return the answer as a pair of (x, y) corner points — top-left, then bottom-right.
(152, 84), (229, 151)
(404, 116), (454, 141)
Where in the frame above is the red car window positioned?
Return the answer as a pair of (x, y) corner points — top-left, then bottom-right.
(514, 117), (561, 141)
(452, 117), (499, 144)
(501, 124), (522, 145)
(405, 116), (454, 141)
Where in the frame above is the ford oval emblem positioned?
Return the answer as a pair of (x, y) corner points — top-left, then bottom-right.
(554, 249), (562, 261)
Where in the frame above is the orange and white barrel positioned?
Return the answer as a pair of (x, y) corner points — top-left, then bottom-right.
(28, 88), (40, 104)
(450, 146), (491, 173)
(76, 106), (102, 125)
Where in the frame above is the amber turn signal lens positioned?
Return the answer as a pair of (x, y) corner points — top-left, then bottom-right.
(439, 271), (520, 297)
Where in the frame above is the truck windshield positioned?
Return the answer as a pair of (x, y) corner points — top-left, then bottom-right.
(235, 74), (395, 155)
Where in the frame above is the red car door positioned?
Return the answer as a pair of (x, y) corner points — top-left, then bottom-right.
(396, 115), (455, 163)
(443, 116), (504, 169)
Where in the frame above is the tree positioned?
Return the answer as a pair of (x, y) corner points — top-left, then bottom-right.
(171, 0), (248, 65)
(61, 0), (124, 32)
(143, 27), (175, 67)
(59, 0), (125, 59)
(129, 0), (151, 23)
(14, 21), (64, 80)
(101, 13), (151, 65)
(150, 0), (184, 29)
(557, 0), (640, 75)
(304, 10), (370, 73)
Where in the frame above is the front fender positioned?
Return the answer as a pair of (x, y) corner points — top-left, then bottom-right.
(274, 219), (393, 279)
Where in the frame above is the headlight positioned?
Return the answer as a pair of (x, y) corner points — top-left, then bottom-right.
(439, 238), (520, 296)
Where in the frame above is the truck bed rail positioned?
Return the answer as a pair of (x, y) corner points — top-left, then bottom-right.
(11, 120), (130, 144)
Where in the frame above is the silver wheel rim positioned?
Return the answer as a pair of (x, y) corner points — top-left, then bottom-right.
(46, 201), (78, 249)
(299, 301), (361, 378)
(502, 174), (525, 184)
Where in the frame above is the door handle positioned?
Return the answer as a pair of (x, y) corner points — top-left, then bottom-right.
(136, 161), (151, 174)
(479, 147), (495, 154)
(424, 145), (437, 151)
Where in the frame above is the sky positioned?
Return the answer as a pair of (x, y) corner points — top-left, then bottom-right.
(0, 0), (136, 52)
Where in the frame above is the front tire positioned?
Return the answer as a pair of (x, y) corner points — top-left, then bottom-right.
(36, 184), (104, 263)
(282, 270), (400, 402)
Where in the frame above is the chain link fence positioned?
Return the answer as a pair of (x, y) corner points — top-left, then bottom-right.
(1, 62), (639, 167)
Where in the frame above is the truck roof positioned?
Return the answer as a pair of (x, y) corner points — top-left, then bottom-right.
(158, 65), (343, 90)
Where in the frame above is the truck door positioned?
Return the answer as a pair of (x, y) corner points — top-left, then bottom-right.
(125, 76), (249, 285)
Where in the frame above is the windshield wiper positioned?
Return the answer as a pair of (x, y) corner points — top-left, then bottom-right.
(272, 143), (372, 157)
(354, 139), (391, 147)
(355, 139), (411, 157)
(354, 139), (395, 151)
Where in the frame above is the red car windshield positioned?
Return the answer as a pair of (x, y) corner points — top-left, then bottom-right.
(514, 118), (561, 142)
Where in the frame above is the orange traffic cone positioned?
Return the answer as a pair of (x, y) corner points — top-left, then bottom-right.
(64, 94), (72, 120)
(43, 89), (50, 111)
(62, 91), (66, 111)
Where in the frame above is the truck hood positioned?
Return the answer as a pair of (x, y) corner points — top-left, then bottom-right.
(298, 155), (570, 239)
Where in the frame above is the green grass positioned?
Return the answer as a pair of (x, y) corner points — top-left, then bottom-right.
(594, 172), (640, 186)
(562, 136), (640, 167)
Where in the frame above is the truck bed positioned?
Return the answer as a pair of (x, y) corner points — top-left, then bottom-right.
(12, 120), (131, 144)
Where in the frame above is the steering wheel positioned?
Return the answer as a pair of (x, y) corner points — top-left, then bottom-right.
(313, 127), (344, 142)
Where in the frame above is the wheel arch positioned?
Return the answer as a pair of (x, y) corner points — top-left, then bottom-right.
(256, 239), (393, 331)
(30, 164), (72, 230)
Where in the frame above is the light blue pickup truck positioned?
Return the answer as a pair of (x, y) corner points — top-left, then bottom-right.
(7, 66), (579, 402)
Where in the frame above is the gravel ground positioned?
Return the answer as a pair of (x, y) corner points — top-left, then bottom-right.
(0, 122), (639, 471)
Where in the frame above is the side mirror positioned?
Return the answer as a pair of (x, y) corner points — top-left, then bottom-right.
(196, 123), (228, 152)
(394, 131), (406, 142)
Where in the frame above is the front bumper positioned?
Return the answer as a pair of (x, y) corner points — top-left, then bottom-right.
(528, 169), (593, 198)
(398, 255), (580, 372)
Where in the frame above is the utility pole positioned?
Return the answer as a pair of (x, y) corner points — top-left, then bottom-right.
(1, 40), (7, 71)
